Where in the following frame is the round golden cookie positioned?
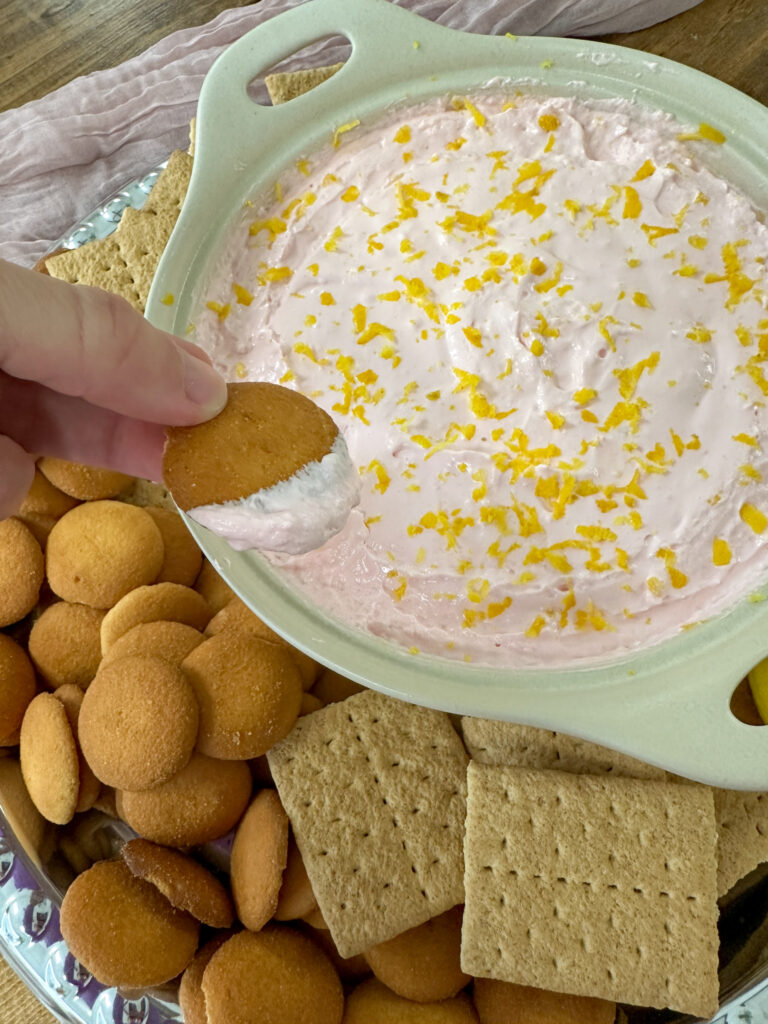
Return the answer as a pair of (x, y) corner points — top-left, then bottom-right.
(52, 684), (102, 814)
(13, 511), (58, 549)
(37, 457), (134, 500)
(0, 518), (45, 628)
(163, 381), (340, 511)
(46, 501), (164, 609)
(0, 756), (47, 862)
(201, 926), (344, 1024)
(79, 655), (199, 790)
(100, 582), (211, 653)
(312, 668), (366, 705)
(59, 858), (199, 988)
(27, 602), (105, 689)
(182, 630), (302, 760)
(179, 934), (231, 1024)
(19, 692), (80, 825)
(300, 924), (370, 983)
(303, 905), (330, 930)
(144, 506), (203, 586)
(300, 692), (324, 716)
(230, 789), (289, 930)
(206, 598), (319, 690)
(275, 835), (317, 921)
(345, 978), (479, 1023)
(101, 620), (204, 668)
(364, 906), (470, 1002)
(116, 752), (252, 846)
(0, 633), (37, 742)
(472, 980), (616, 1024)
(19, 468), (79, 518)
(194, 559), (235, 615)
(121, 837), (234, 928)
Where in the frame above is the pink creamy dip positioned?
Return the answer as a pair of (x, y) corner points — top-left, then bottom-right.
(191, 92), (768, 667)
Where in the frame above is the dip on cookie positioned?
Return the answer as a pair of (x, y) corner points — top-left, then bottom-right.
(190, 92), (768, 667)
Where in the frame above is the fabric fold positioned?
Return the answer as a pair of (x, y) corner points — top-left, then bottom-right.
(0, 0), (702, 267)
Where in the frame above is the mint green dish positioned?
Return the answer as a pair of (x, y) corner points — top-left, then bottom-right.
(146, 0), (768, 790)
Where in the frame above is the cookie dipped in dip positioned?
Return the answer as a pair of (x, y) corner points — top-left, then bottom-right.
(163, 382), (360, 555)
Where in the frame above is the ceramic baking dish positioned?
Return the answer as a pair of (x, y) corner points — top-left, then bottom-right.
(146, 0), (768, 790)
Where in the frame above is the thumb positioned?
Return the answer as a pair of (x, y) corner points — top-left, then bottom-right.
(0, 259), (227, 426)
(0, 436), (35, 520)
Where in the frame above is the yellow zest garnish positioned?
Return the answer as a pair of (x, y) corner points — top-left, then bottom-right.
(324, 226), (344, 252)
(393, 125), (411, 144)
(631, 160), (655, 181)
(622, 186), (642, 219)
(677, 122), (726, 144)
(366, 459), (391, 494)
(713, 538), (732, 566)
(741, 504), (768, 534)
(686, 324), (712, 343)
(234, 362), (247, 379)
(641, 223), (678, 245)
(526, 615), (547, 638)
(704, 242), (755, 310)
(357, 323), (395, 345)
(453, 96), (486, 127)
(573, 388), (597, 406)
(258, 266), (292, 285)
(332, 120), (360, 148)
(341, 185), (360, 202)
(161, 293), (174, 306)
(320, 291), (335, 306)
(205, 300), (230, 321)
(232, 283), (253, 305)
(249, 216), (287, 243)
(538, 114), (560, 132)
(613, 351), (660, 400)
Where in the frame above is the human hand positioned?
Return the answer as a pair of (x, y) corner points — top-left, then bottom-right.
(0, 258), (227, 518)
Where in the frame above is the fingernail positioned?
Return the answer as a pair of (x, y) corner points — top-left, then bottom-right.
(183, 356), (227, 417)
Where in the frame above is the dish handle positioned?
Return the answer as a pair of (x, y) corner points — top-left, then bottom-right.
(192, 0), (457, 186)
(513, 620), (768, 789)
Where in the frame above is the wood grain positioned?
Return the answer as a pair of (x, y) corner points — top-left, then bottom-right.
(1, 0), (250, 112)
(1, 0), (766, 112)
(603, 0), (768, 104)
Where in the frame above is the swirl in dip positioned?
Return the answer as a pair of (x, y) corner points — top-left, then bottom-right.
(191, 92), (768, 667)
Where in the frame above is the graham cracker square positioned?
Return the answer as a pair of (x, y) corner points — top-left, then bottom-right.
(265, 64), (344, 105)
(462, 762), (719, 1019)
(44, 234), (143, 309)
(267, 689), (468, 957)
(45, 149), (192, 312)
(713, 788), (768, 896)
(461, 718), (666, 780)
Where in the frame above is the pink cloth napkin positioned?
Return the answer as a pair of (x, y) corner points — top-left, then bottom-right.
(0, 0), (702, 268)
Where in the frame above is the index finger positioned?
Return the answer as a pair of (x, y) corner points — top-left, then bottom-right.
(0, 259), (227, 426)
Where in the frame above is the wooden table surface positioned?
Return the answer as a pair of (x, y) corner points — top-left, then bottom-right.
(0, 0), (766, 1020)
(1, 0), (766, 112)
